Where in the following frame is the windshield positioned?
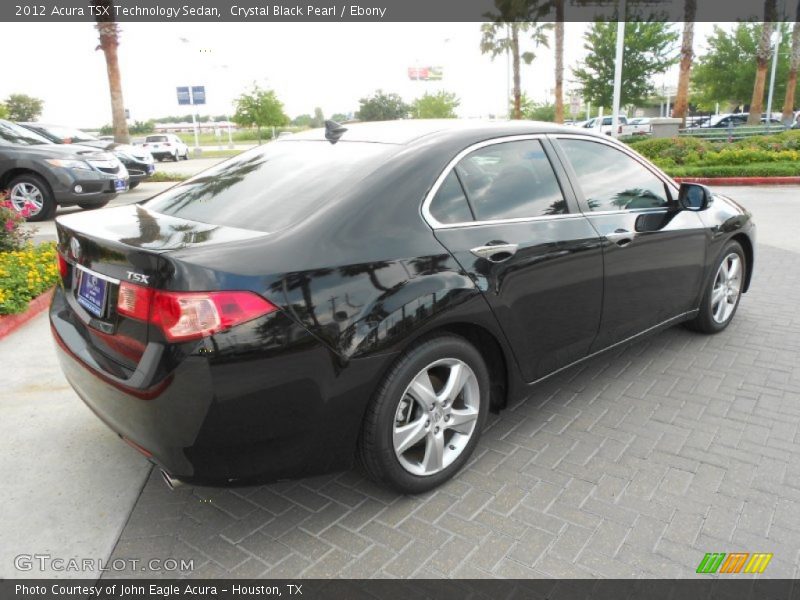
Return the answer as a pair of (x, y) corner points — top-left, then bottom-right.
(145, 140), (397, 232)
(146, 135), (168, 143)
(0, 120), (53, 146)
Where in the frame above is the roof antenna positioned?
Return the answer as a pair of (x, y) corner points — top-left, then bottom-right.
(325, 120), (347, 144)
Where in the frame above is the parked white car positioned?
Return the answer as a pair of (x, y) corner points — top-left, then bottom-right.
(625, 117), (652, 136)
(142, 133), (189, 162)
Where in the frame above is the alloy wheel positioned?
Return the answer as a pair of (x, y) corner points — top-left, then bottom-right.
(711, 252), (743, 324)
(393, 358), (480, 476)
(9, 182), (43, 216)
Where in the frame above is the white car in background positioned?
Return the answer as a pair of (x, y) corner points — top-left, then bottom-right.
(142, 133), (190, 162)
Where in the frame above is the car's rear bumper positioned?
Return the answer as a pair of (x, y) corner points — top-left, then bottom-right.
(49, 285), (393, 484)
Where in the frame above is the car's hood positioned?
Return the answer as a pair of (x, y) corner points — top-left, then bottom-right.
(76, 140), (151, 159)
(9, 143), (113, 160)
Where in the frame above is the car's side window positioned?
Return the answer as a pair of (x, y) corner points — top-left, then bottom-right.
(453, 139), (567, 221)
(429, 170), (474, 225)
(558, 139), (670, 211)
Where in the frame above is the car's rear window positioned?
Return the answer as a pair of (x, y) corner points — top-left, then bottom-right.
(146, 135), (168, 142)
(145, 140), (396, 232)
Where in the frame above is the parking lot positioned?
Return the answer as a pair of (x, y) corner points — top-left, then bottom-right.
(4, 185), (799, 579)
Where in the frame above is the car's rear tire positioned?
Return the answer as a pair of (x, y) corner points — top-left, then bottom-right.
(686, 240), (746, 334)
(173, 151), (180, 162)
(8, 173), (55, 222)
(183, 150), (190, 160)
(357, 334), (490, 494)
(78, 200), (110, 210)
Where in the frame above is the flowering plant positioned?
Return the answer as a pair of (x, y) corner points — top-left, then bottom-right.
(0, 243), (58, 315)
(0, 191), (34, 252)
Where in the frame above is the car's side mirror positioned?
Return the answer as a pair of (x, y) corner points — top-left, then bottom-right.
(678, 182), (712, 211)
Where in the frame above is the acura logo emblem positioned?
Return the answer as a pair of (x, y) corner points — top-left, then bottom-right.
(70, 237), (81, 260)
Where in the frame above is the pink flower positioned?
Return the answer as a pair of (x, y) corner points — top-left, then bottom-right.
(5, 221), (13, 232)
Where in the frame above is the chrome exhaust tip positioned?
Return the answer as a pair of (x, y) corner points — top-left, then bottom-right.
(160, 469), (185, 490)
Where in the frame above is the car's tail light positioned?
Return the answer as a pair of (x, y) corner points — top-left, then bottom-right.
(118, 282), (153, 321)
(57, 252), (68, 279)
(164, 143), (171, 147)
(618, 125), (623, 134)
(117, 284), (277, 342)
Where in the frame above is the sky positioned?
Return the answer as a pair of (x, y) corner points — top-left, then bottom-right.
(0, 21), (719, 127)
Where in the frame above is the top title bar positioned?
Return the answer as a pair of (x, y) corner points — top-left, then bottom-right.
(1, 0), (782, 23)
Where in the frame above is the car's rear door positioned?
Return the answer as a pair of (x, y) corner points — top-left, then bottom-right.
(425, 136), (604, 382)
(550, 135), (707, 352)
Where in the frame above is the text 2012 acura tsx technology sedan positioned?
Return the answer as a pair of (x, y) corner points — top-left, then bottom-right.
(50, 120), (755, 493)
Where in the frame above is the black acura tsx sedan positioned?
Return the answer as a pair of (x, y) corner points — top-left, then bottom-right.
(50, 120), (755, 493)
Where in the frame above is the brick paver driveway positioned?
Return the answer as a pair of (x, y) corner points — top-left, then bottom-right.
(107, 188), (800, 579)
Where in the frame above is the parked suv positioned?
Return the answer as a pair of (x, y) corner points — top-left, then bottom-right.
(0, 120), (128, 221)
(143, 134), (189, 162)
(19, 123), (155, 189)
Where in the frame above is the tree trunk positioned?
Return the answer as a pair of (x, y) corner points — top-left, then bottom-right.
(512, 24), (522, 119)
(92, 0), (130, 144)
(748, 2), (777, 125)
(554, 0), (565, 123)
(672, 0), (697, 127)
(782, 15), (800, 123)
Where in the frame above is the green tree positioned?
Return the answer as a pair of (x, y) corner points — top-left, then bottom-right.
(411, 91), (460, 118)
(572, 21), (678, 109)
(4, 94), (44, 121)
(232, 83), (289, 142)
(330, 113), (349, 122)
(480, 0), (553, 120)
(0, 103), (8, 119)
(129, 120), (155, 134)
(513, 93), (555, 121)
(311, 107), (325, 128)
(692, 23), (792, 111)
(292, 114), (313, 127)
(356, 90), (409, 121)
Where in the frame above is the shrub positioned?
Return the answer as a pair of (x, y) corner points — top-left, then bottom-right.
(0, 242), (59, 314)
(665, 161), (800, 178)
(0, 193), (34, 252)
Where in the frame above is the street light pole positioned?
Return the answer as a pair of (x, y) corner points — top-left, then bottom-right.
(766, 27), (782, 130)
(610, 0), (626, 138)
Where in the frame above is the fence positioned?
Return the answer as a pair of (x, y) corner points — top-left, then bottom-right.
(678, 124), (789, 142)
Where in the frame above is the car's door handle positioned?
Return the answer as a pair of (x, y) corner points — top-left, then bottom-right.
(470, 242), (519, 262)
(605, 229), (634, 247)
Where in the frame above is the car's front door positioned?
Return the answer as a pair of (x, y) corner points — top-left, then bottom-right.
(425, 136), (604, 382)
(551, 135), (708, 352)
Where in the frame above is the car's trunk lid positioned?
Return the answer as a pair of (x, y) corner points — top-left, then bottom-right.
(55, 205), (268, 373)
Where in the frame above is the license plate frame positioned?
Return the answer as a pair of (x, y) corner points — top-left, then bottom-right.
(115, 178), (128, 192)
(76, 267), (110, 318)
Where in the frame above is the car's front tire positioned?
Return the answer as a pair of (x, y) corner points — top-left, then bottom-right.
(687, 240), (746, 334)
(173, 151), (180, 162)
(357, 334), (490, 494)
(8, 173), (55, 221)
(128, 181), (140, 189)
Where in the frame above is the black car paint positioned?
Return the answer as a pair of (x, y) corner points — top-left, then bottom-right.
(50, 121), (755, 484)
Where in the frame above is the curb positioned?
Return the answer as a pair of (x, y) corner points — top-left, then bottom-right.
(674, 176), (800, 186)
(0, 288), (54, 340)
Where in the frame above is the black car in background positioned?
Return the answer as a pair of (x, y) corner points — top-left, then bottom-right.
(0, 120), (128, 221)
(50, 120), (755, 493)
(19, 123), (155, 189)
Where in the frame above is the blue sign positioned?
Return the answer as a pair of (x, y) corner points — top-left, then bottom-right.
(176, 86), (191, 105)
(191, 86), (206, 105)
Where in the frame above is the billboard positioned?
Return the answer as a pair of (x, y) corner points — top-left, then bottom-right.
(408, 66), (443, 81)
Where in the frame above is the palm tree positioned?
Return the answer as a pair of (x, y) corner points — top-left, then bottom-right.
(672, 0), (697, 127)
(554, 0), (565, 123)
(781, 2), (800, 124)
(747, 0), (778, 125)
(480, 0), (554, 119)
(91, 0), (130, 143)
